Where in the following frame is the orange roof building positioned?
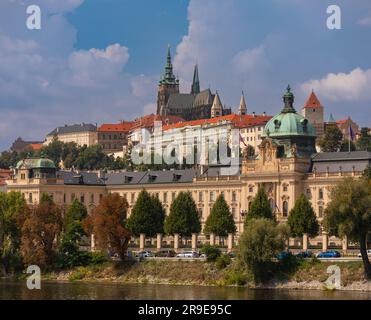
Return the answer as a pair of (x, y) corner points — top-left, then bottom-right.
(97, 121), (135, 154)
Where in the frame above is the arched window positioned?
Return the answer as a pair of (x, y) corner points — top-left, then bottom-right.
(282, 201), (288, 217)
(283, 184), (288, 192)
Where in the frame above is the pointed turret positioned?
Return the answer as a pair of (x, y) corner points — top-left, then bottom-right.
(238, 91), (247, 116)
(304, 90), (322, 109)
(211, 91), (223, 118)
(328, 113), (336, 123)
(191, 65), (200, 95)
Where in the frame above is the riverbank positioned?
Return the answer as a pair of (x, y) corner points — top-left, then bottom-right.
(41, 259), (371, 292)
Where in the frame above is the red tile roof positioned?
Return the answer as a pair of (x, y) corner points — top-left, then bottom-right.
(163, 114), (271, 131)
(98, 122), (134, 132)
(303, 91), (322, 108)
(29, 143), (43, 151)
(130, 114), (184, 131)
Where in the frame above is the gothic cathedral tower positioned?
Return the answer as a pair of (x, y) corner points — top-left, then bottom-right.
(157, 46), (180, 115)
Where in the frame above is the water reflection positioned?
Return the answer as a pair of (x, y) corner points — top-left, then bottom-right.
(0, 280), (370, 300)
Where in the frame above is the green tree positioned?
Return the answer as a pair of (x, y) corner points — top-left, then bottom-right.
(0, 192), (27, 274)
(363, 166), (371, 180)
(239, 218), (288, 283)
(319, 126), (343, 152)
(58, 199), (90, 269)
(126, 190), (165, 237)
(287, 194), (319, 238)
(245, 187), (274, 224)
(204, 195), (236, 237)
(164, 192), (201, 237)
(41, 137), (64, 167)
(356, 127), (371, 151)
(324, 178), (371, 279)
(340, 139), (356, 152)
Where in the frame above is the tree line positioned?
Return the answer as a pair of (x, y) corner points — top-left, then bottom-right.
(1, 168), (370, 280)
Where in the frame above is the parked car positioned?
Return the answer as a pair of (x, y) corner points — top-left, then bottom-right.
(155, 250), (176, 258)
(176, 251), (199, 258)
(276, 251), (293, 261)
(358, 249), (371, 258)
(316, 250), (341, 258)
(135, 250), (153, 258)
(295, 251), (313, 258)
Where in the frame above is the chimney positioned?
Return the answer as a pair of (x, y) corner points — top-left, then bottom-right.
(253, 112), (256, 118)
(263, 112), (266, 116)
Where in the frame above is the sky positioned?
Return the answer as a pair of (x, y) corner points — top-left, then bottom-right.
(0, 0), (370, 150)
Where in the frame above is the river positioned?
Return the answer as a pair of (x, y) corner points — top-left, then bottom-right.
(0, 280), (370, 300)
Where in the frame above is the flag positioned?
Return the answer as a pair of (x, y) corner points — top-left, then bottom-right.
(239, 133), (248, 147)
(349, 125), (355, 141)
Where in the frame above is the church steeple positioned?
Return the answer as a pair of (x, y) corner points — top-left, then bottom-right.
(159, 45), (178, 85)
(238, 91), (247, 116)
(157, 45), (180, 115)
(191, 65), (200, 95)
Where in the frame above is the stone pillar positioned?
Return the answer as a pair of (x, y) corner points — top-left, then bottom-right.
(192, 233), (198, 251)
(303, 233), (309, 251)
(342, 236), (348, 254)
(210, 233), (215, 246)
(322, 232), (328, 251)
(91, 234), (95, 252)
(156, 233), (163, 251)
(139, 233), (145, 251)
(227, 233), (234, 253)
(174, 233), (179, 251)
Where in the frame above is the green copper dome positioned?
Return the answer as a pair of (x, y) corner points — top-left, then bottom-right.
(16, 158), (56, 170)
(263, 86), (316, 138)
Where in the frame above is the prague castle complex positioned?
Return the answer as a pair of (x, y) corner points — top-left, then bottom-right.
(6, 85), (371, 249)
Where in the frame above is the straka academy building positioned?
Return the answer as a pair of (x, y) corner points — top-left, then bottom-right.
(6, 87), (371, 250)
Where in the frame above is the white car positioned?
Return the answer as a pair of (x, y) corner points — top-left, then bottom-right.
(358, 250), (371, 258)
(136, 250), (153, 258)
(176, 251), (199, 258)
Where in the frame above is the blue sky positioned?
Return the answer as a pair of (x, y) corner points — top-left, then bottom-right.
(0, 0), (370, 150)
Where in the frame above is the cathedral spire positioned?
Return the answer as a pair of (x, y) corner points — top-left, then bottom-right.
(238, 91), (247, 116)
(160, 45), (178, 85)
(191, 65), (200, 95)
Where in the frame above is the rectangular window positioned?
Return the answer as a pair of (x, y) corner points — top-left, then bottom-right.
(232, 191), (237, 202)
(172, 192), (176, 202)
(319, 188), (324, 200)
(131, 193), (135, 203)
(210, 191), (215, 202)
(198, 192), (203, 202)
(90, 193), (94, 204)
(80, 194), (85, 203)
(71, 193), (76, 202)
(163, 192), (167, 203)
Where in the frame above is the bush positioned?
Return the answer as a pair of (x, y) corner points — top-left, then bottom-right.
(89, 251), (108, 265)
(225, 270), (247, 286)
(200, 245), (221, 262)
(68, 267), (89, 281)
(215, 254), (231, 270)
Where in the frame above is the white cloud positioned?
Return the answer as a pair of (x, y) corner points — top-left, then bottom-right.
(300, 68), (371, 101)
(232, 45), (267, 73)
(131, 75), (156, 98)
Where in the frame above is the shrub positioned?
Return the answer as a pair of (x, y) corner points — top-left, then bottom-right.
(90, 251), (108, 265)
(225, 270), (247, 286)
(215, 254), (231, 270)
(200, 245), (221, 262)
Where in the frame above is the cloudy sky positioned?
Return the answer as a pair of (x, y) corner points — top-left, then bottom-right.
(0, 0), (370, 150)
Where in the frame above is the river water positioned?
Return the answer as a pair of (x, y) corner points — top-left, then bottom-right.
(0, 280), (370, 300)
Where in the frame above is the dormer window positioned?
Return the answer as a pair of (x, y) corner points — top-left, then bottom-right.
(124, 176), (133, 183)
(173, 173), (182, 182)
(274, 119), (281, 129)
(148, 174), (157, 183)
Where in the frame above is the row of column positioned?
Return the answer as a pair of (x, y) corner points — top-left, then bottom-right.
(302, 233), (348, 252)
(138, 233), (235, 252)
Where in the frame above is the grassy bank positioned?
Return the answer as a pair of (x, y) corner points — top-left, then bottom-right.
(43, 258), (371, 291)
